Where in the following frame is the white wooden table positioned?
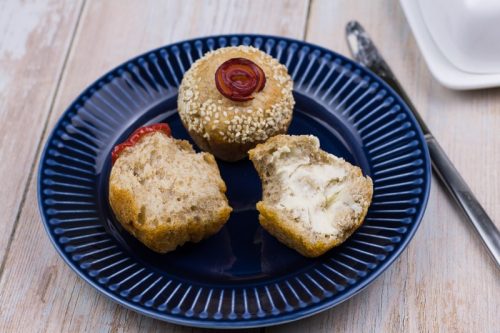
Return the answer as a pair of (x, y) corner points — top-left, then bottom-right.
(0, 1), (498, 332)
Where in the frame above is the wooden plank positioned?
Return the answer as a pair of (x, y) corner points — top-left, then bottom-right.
(270, 0), (500, 332)
(0, 0), (84, 266)
(0, 0), (309, 331)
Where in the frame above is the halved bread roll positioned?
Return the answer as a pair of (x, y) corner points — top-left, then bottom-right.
(248, 135), (373, 257)
(109, 130), (232, 253)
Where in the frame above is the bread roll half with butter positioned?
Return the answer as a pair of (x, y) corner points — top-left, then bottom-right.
(248, 135), (373, 257)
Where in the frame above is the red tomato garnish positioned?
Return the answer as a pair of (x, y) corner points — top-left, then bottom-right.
(215, 58), (266, 101)
(111, 123), (171, 165)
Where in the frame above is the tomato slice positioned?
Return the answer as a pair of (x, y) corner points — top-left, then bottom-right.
(111, 123), (171, 165)
(215, 58), (266, 101)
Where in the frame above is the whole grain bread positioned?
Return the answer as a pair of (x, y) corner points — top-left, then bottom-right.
(248, 135), (373, 257)
(177, 46), (295, 162)
(109, 131), (232, 253)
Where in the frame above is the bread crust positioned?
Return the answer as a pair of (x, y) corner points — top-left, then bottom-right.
(109, 132), (232, 253)
(249, 135), (373, 257)
(178, 46), (295, 161)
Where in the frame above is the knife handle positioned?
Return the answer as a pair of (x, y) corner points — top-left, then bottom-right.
(426, 135), (500, 268)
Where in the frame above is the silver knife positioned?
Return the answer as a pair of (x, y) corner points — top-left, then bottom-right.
(345, 20), (500, 269)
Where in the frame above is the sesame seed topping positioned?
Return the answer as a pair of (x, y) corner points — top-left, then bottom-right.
(177, 45), (294, 144)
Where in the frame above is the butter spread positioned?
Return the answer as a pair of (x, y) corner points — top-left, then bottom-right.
(271, 146), (358, 235)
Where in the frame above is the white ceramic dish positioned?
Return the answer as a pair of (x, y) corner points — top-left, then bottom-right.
(400, 0), (500, 90)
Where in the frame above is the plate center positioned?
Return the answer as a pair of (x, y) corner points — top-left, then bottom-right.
(100, 92), (367, 285)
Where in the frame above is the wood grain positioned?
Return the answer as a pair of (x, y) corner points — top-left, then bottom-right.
(0, 0), (308, 332)
(1, 0), (498, 332)
(270, 1), (500, 332)
(0, 0), (83, 266)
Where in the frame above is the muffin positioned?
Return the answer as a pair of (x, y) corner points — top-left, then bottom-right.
(249, 135), (373, 257)
(109, 123), (232, 253)
(178, 46), (295, 161)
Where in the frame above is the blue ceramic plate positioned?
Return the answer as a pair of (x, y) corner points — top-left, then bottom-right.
(37, 35), (430, 328)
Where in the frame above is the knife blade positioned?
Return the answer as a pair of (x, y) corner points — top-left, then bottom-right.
(345, 20), (500, 269)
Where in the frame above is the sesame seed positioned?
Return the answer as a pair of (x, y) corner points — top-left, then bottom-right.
(177, 45), (294, 144)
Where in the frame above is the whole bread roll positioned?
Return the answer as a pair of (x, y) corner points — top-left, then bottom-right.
(178, 46), (295, 161)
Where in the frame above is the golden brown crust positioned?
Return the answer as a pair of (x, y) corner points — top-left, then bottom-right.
(257, 199), (370, 257)
(108, 132), (232, 253)
(249, 134), (373, 257)
(110, 184), (231, 252)
(178, 46), (295, 161)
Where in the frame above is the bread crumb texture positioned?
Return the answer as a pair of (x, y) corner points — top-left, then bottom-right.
(249, 135), (373, 257)
(177, 46), (295, 161)
(109, 131), (232, 253)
